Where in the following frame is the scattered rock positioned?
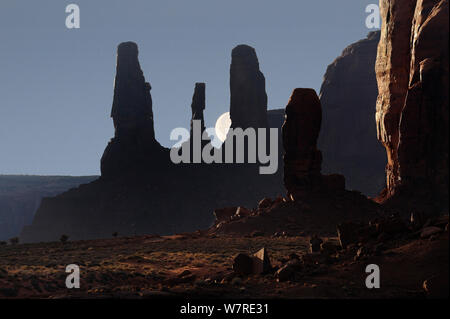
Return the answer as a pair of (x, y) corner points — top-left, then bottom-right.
(420, 226), (442, 239)
(275, 264), (295, 282)
(252, 247), (272, 274)
(258, 198), (272, 209)
(354, 246), (370, 260)
(320, 240), (340, 254)
(374, 217), (407, 235)
(232, 253), (254, 276)
(214, 207), (238, 223)
(337, 222), (365, 249)
(309, 235), (323, 253)
(235, 207), (252, 218)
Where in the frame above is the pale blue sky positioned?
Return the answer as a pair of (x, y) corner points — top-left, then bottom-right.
(0, 0), (377, 175)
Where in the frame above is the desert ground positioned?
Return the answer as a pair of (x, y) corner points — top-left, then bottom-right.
(0, 228), (447, 299)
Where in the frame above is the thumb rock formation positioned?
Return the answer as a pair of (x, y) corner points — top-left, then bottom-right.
(376, 0), (449, 211)
(283, 88), (344, 201)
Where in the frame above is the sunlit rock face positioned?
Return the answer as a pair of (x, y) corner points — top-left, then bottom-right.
(101, 42), (164, 177)
(229, 45), (268, 130)
(319, 31), (385, 197)
(376, 0), (449, 210)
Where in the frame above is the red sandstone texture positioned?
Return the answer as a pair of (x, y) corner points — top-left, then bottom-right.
(375, 0), (449, 211)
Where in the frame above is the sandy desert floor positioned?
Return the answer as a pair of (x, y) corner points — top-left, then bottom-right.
(0, 231), (448, 299)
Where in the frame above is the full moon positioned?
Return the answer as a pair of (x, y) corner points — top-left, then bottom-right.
(214, 112), (231, 143)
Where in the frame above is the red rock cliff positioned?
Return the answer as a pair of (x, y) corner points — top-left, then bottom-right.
(376, 0), (449, 210)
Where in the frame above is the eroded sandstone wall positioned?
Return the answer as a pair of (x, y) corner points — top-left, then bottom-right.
(376, 0), (449, 210)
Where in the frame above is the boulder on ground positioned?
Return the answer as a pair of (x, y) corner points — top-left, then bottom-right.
(252, 247), (272, 274)
(309, 235), (323, 253)
(233, 253), (254, 275)
(233, 248), (272, 276)
(337, 222), (367, 249)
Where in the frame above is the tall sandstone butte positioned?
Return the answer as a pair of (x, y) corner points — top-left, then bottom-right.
(20, 42), (285, 243)
(283, 88), (344, 200)
(101, 42), (164, 177)
(376, 0), (449, 210)
(229, 45), (268, 129)
(319, 31), (386, 197)
(190, 82), (206, 135)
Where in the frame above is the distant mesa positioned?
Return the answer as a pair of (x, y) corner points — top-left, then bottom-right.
(318, 31), (385, 197)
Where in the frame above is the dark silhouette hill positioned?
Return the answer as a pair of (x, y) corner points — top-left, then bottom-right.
(0, 175), (97, 240)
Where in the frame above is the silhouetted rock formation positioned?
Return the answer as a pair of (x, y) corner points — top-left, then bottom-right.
(318, 31), (385, 196)
(20, 42), (284, 243)
(229, 45), (268, 129)
(190, 82), (206, 135)
(376, 0), (449, 211)
(283, 89), (345, 201)
(283, 89), (323, 199)
(208, 88), (385, 237)
(101, 42), (165, 177)
(187, 82), (210, 158)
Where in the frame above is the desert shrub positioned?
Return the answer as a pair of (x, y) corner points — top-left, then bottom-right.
(60, 234), (69, 244)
